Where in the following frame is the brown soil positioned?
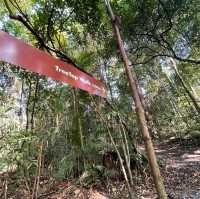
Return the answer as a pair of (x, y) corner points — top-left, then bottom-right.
(138, 139), (200, 199)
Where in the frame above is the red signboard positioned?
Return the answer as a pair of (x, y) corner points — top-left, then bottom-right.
(0, 30), (107, 98)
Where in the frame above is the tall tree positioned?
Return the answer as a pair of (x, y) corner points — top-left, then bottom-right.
(104, 0), (167, 198)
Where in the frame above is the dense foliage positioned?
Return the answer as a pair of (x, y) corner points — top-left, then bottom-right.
(0, 0), (199, 198)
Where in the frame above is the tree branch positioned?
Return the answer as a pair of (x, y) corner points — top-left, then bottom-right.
(4, 0), (92, 75)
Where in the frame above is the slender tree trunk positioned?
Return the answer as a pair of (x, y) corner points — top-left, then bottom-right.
(92, 97), (135, 199)
(72, 89), (85, 172)
(177, 73), (200, 114)
(118, 117), (134, 186)
(26, 78), (32, 131)
(30, 77), (39, 130)
(191, 86), (200, 101)
(104, 1), (167, 198)
(153, 70), (191, 129)
(171, 59), (200, 114)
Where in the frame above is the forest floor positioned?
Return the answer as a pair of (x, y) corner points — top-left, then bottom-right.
(44, 139), (200, 199)
(1, 138), (200, 199)
(138, 138), (200, 199)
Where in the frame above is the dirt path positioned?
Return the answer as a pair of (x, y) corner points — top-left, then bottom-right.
(154, 140), (200, 199)
(52, 141), (200, 199)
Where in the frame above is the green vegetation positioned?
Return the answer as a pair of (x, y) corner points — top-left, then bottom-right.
(0, 0), (200, 198)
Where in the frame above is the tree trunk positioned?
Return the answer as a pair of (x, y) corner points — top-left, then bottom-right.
(174, 66), (200, 114)
(170, 58), (200, 114)
(72, 89), (85, 173)
(104, 1), (167, 198)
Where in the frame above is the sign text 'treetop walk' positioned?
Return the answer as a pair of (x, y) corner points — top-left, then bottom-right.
(0, 30), (107, 98)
